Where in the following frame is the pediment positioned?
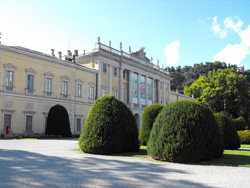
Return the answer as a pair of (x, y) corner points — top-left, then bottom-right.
(4, 62), (17, 70)
(60, 75), (70, 81)
(75, 79), (83, 83)
(25, 67), (37, 74)
(44, 71), (55, 77)
(88, 82), (95, 86)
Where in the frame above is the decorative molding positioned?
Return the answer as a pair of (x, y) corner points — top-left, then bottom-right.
(101, 84), (108, 88)
(61, 75), (70, 81)
(23, 111), (36, 114)
(1, 109), (16, 113)
(88, 82), (95, 86)
(4, 62), (17, 70)
(44, 71), (55, 77)
(112, 86), (118, 90)
(75, 79), (83, 84)
(25, 67), (37, 74)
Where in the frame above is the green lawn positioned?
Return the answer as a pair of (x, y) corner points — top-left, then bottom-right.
(76, 144), (250, 167)
(116, 145), (250, 167)
(241, 144), (250, 148)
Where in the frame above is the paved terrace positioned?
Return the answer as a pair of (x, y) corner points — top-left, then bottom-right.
(0, 139), (249, 188)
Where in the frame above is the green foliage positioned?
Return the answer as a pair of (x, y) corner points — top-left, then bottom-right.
(147, 101), (223, 163)
(78, 95), (139, 154)
(184, 68), (250, 119)
(213, 113), (240, 149)
(139, 104), (164, 145)
(45, 104), (72, 137)
(237, 131), (250, 144)
(232, 117), (247, 130)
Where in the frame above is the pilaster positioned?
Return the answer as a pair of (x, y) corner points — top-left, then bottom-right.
(109, 65), (112, 94)
(157, 80), (161, 104)
(119, 67), (123, 100)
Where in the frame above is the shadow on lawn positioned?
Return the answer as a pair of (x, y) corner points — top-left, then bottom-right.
(0, 148), (213, 188)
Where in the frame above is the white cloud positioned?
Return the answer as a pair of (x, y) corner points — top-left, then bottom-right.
(240, 26), (250, 47)
(212, 16), (227, 39)
(224, 16), (243, 33)
(213, 16), (250, 67)
(211, 16), (243, 39)
(164, 41), (180, 67)
(214, 44), (250, 66)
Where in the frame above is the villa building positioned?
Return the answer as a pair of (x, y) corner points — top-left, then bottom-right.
(0, 37), (192, 137)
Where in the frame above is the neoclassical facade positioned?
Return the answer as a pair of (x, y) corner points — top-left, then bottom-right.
(0, 38), (192, 137)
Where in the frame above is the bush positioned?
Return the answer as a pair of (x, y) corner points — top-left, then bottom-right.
(232, 117), (247, 130)
(45, 104), (72, 137)
(139, 104), (164, 145)
(78, 95), (139, 154)
(237, 131), (250, 144)
(147, 101), (223, 163)
(214, 113), (240, 149)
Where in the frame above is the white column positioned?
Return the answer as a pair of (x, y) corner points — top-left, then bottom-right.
(138, 73), (141, 107)
(152, 78), (155, 104)
(163, 82), (166, 106)
(129, 71), (133, 107)
(119, 68), (123, 100)
(168, 82), (171, 104)
(145, 76), (148, 106)
(109, 65), (112, 95)
(157, 80), (161, 103)
(97, 62), (102, 99)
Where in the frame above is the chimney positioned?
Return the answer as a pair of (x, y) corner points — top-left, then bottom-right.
(67, 50), (72, 56)
(72, 55), (76, 63)
(83, 50), (85, 55)
(51, 49), (55, 57)
(58, 51), (62, 60)
(74, 50), (78, 57)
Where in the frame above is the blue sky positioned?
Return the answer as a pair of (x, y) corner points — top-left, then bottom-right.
(1, 0), (250, 69)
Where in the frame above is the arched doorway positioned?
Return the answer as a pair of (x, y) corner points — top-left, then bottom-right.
(134, 113), (140, 131)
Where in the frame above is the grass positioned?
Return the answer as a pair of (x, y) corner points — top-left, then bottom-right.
(241, 144), (250, 148)
(76, 145), (250, 167)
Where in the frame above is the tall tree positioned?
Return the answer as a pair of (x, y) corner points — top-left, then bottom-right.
(184, 68), (250, 119)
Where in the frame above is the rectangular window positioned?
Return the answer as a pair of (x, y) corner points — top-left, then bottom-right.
(6, 71), (14, 87)
(26, 115), (33, 132)
(76, 118), (81, 132)
(103, 64), (107, 74)
(123, 93), (126, 102)
(76, 84), (82, 97)
(114, 67), (117, 77)
(102, 88), (107, 96)
(62, 81), (68, 95)
(4, 114), (11, 131)
(113, 90), (117, 98)
(27, 75), (34, 90)
(123, 71), (126, 79)
(46, 78), (52, 93)
(89, 86), (94, 99)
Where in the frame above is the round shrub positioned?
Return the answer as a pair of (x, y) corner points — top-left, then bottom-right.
(232, 117), (247, 130)
(45, 104), (72, 137)
(139, 104), (164, 145)
(214, 113), (240, 149)
(78, 95), (139, 154)
(237, 131), (250, 144)
(147, 101), (223, 163)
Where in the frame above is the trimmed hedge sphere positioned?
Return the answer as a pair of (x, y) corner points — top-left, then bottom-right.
(45, 104), (72, 137)
(147, 101), (223, 163)
(139, 104), (164, 145)
(214, 113), (240, 149)
(79, 95), (139, 154)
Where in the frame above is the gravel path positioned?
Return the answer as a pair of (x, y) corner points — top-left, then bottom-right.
(0, 139), (250, 188)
